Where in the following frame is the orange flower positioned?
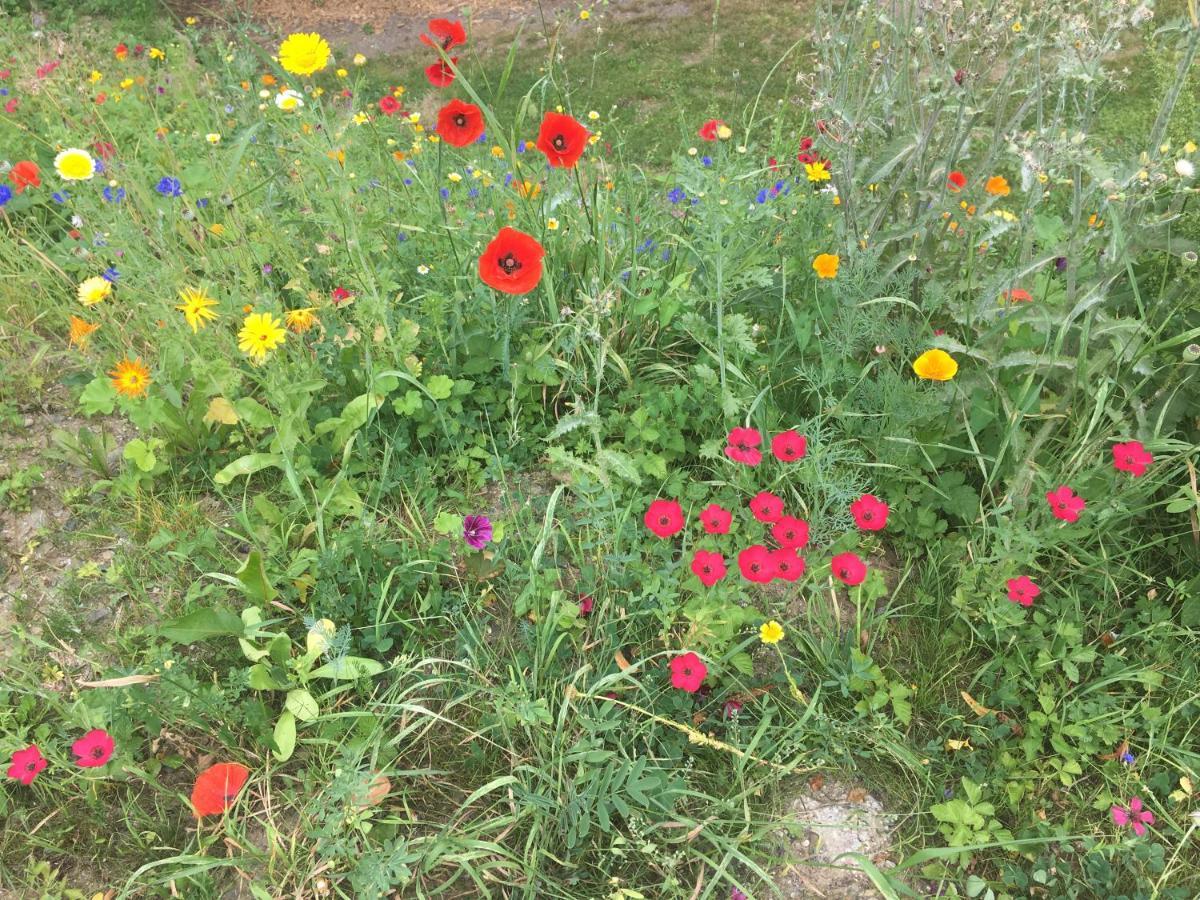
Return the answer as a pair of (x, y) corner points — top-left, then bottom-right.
(812, 253), (840, 279)
(261, 73), (277, 86)
(109, 357), (152, 398)
(191, 762), (250, 817)
(68, 316), (100, 350)
(1002, 288), (1032, 303)
(984, 176), (1010, 197)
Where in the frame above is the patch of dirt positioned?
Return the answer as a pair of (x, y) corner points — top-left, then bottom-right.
(773, 779), (895, 898)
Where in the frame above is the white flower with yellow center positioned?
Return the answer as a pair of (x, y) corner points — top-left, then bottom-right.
(54, 148), (97, 181)
(275, 89), (304, 111)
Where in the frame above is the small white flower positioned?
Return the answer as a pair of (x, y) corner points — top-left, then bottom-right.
(1175, 158), (1195, 179)
(275, 90), (304, 111)
(417, 264), (430, 275)
(206, 133), (221, 144)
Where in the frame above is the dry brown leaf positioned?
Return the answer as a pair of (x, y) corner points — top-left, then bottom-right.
(79, 674), (160, 688)
(847, 786), (868, 803)
(808, 774), (826, 791)
(961, 690), (993, 717)
(614, 650), (631, 671)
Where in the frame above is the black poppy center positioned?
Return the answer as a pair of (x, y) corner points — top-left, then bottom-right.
(91, 747), (105, 758)
(658, 516), (669, 525)
(862, 511), (874, 520)
(454, 114), (466, 127)
(24, 762), (36, 771)
(499, 253), (521, 274)
(552, 134), (567, 151)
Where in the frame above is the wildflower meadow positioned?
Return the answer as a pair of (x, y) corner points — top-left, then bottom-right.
(2, 0), (1199, 897)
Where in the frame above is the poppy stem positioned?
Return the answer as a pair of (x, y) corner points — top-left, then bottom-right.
(572, 164), (595, 237)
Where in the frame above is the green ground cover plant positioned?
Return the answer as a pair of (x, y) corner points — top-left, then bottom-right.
(1, 0), (1198, 897)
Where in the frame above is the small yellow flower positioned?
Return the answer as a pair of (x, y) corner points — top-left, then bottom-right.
(120, 78), (133, 89)
(491, 145), (505, 159)
(587, 110), (600, 120)
(285, 307), (318, 333)
(88, 70), (103, 83)
(353, 53), (367, 66)
(716, 124), (733, 140)
(109, 357), (152, 398)
(805, 161), (831, 183)
(353, 112), (369, 125)
(278, 32), (330, 76)
(208, 223), (225, 236)
(984, 175), (1010, 197)
(185, 16), (197, 25)
(1184, 140), (1197, 154)
(1012, 21), (1022, 33)
(447, 172), (462, 183)
(546, 217), (559, 231)
(408, 112), (421, 124)
(760, 620), (785, 644)
(871, 40), (881, 50)
(912, 349), (958, 382)
(336, 68), (348, 78)
(176, 287), (219, 332)
(237, 312), (286, 362)
(812, 253), (840, 279)
(68, 316), (100, 350)
(206, 133), (221, 144)
(78, 276), (112, 306)
(580, 9), (590, 19)
(148, 47), (165, 60)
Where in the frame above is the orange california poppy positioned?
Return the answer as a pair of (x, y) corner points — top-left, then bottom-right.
(191, 762), (250, 817)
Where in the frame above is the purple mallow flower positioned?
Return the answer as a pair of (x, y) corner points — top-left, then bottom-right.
(463, 514), (493, 549)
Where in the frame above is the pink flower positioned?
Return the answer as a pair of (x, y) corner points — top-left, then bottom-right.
(770, 548), (806, 582)
(1112, 441), (1153, 477)
(578, 595), (594, 616)
(691, 550), (727, 587)
(644, 499), (685, 538)
(71, 729), (114, 768)
(771, 430), (807, 462)
(1111, 796), (1155, 837)
(670, 652), (707, 692)
(771, 515), (809, 549)
(1006, 575), (1040, 607)
(699, 503), (732, 534)
(831, 552), (867, 586)
(749, 491), (784, 523)
(7, 745), (47, 785)
(724, 427), (763, 466)
(1046, 486), (1085, 522)
(850, 493), (889, 531)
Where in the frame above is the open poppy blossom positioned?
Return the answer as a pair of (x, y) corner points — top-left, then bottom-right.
(699, 503), (732, 534)
(9, 160), (40, 193)
(691, 549), (727, 586)
(536, 112), (589, 168)
(771, 515), (809, 549)
(644, 499), (685, 538)
(770, 548), (805, 582)
(421, 18), (467, 51)
(725, 427), (762, 466)
(670, 652), (707, 692)
(771, 430), (807, 462)
(72, 729), (115, 768)
(192, 762), (251, 817)
(578, 595), (594, 615)
(478, 227), (545, 294)
(1006, 575), (1040, 607)
(1002, 288), (1032, 303)
(6, 745), (47, 785)
(749, 491), (785, 523)
(1112, 440), (1153, 477)
(947, 170), (966, 191)
(738, 545), (776, 584)
(831, 552), (867, 586)
(1111, 796), (1155, 837)
(1046, 485), (1085, 522)
(698, 119), (726, 141)
(850, 494), (889, 531)
(379, 95), (401, 116)
(425, 58), (458, 87)
(437, 99), (485, 147)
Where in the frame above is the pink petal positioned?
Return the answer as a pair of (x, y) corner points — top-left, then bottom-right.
(1132, 821), (1146, 837)
(1129, 796), (1143, 813)
(1111, 805), (1129, 826)
(1140, 811), (1155, 826)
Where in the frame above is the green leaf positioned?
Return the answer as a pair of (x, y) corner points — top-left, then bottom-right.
(232, 397), (274, 429)
(247, 662), (283, 690)
(433, 511), (463, 535)
(159, 606), (244, 643)
(309, 656), (385, 680)
(285, 688), (319, 722)
(273, 710), (296, 761)
(425, 374), (454, 400)
(236, 550), (276, 605)
(123, 438), (157, 472)
(78, 376), (117, 416)
(213, 453), (284, 486)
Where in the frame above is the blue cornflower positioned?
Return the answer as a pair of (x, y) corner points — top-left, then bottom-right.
(503, 173), (514, 187)
(102, 185), (126, 203)
(661, 247), (671, 262)
(52, 191), (68, 204)
(468, 187), (479, 199)
(0, 88), (7, 97)
(397, 232), (408, 243)
(156, 176), (182, 197)
(1121, 751), (1135, 765)
(439, 187), (450, 200)
(755, 188), (768, 204)
(516, 140), (526, 153)
(477, 132), (488, 144)
(197, 197), (209, 208)
(95, 160), (106, 175)
(0, 185), (11, 206)
(637, 238), (655, 253)
(403, 178), (413, 186)
(667, 187), (685, 205)
(701, 155), (713, 167)
(102, 267), (120, 282)
(620, 269), (631, 282)
(224, 104), (234, 113)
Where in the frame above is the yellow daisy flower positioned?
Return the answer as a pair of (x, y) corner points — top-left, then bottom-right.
(278, 32), (331, 76)
(55, 148), (97, 181)
(805, 161), (831, 183)
(176, 287), (219, 332)
(238, 312), (286, 362)
(77, 276), (112, 306)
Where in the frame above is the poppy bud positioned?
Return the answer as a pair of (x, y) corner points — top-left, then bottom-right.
(954, 68), (966, 85)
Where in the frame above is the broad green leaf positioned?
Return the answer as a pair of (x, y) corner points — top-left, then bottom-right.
(159, 606), (243, 643)
(79, 376), (117, 416)
(247, 662), (283, 690)
(273, 710), (296, 761)
(425, 374), (454, 400)
(213, 453), (283, 485)
(236, 550), (276, 605)
(286, 688), (319, 722)
(310, 656), (384, 680)
(123, 438), (157, 472)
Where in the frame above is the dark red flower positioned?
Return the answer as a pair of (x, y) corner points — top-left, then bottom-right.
(771, 515), (809, 549)
(192, 762), (250, 817)
(724, 427), (762, 466)
(738, 545), (776, 584)
(1112, 441), (1153, 477)
(9, 160), (40, 193)
(1006, 575), (1040, 607)
(92, 141), (116, 160)
(578, 595), (594, 615)
(379, 95), (401, 116)
(425, 58), (458, 88)
(670, 652), (707, 692)
(850, 494), (889, 531)
(644, 499), (685, 538)
(478, 227), (545, 294)
(420, 18), (467, 51)
(723, 699), (743, 719)
(699, 503), (732, 534)
(771, 430), (806, 462)
(691, 549), (727, 587)
(331, 286), (352, 305)
(947, 170), (966, 192)
(1046, 485), (1085, 523)
(749, 491), (785, 523)
(799, 136), (814, 151)
(954, 68), (967, 85)
(437, 98), (485, 147)
(698, 119), (725, 141)
(770, 548), (805, 582)
(831, 552), (867, 586)
(536, 112), (589, 168)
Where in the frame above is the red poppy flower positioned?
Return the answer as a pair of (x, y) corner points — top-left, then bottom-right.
(437, 98), (485, 147)
(770, 548), (806, 583)
(1112, 440), (1153, 477)
(738, 545), (776, 584)
(749, 491), (785, 523)
(644, 499), (685, 538)
(536, 112), (589, 168)
(9, 160), (40, 193)
(420, 18), (467, 51)
(947, 170), (966, 192)
(698, 119), (725, 141)
(850, 494), (889, 531)
(799, 136), (814, 151)
(6, 745), (47, 785)
(379, 95), (401, 116)
(578, 595), (594, 615)
(771, 430), (807, 462)
(691, 549), (727, 587)
(114, 43), (128, 60)
(1002, 288), (1032, 303)
(478, 227), (545, 294)
(331, 286), (352, 305)
(797, 151), (816, 165)
(425, 58), (458, 88)
(831, 552), (867, 586)
(724, 427), (762, 466)
(771, 515), (809, 549)
(670, 652), (707, 692)
(1006, 575), (1040, 607)
(699, 503), (732, 534)
(192, 762), (250, 817)
(1046, 485), (1085, 522)
(72, 729), (115, 768)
